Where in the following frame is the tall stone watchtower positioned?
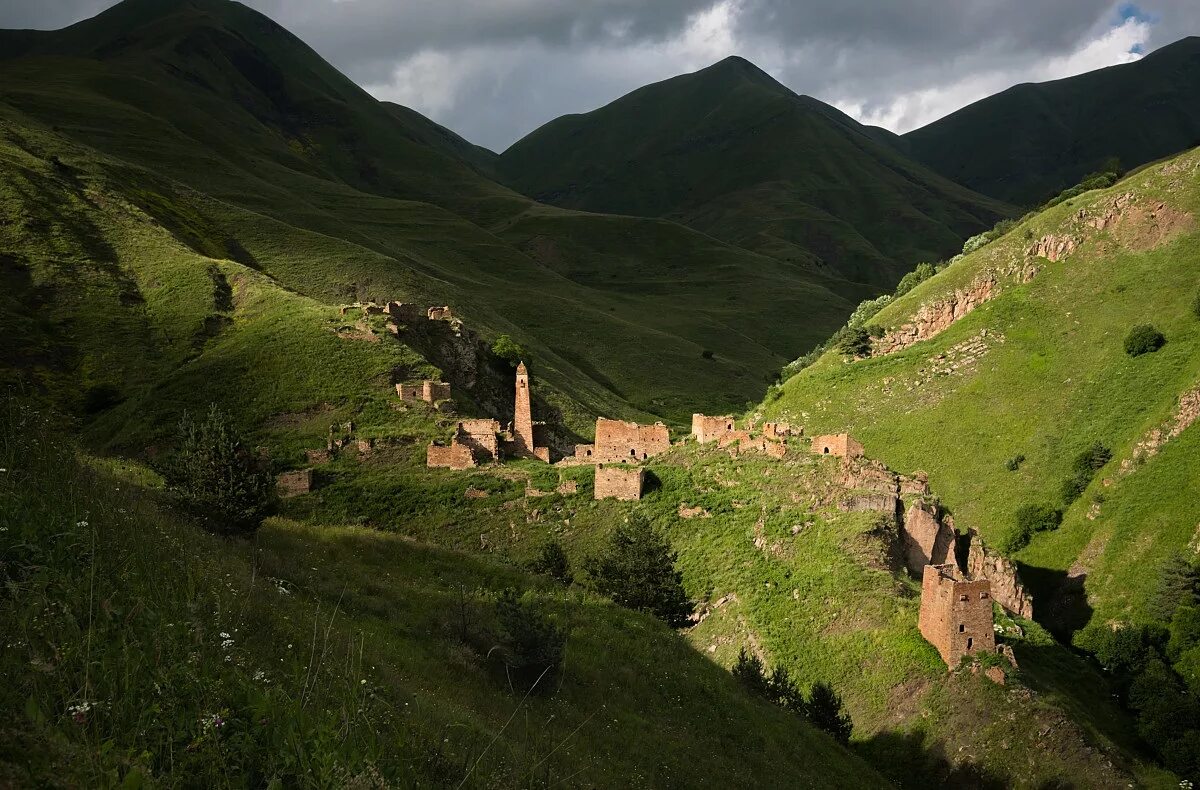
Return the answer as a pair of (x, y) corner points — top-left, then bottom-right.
(513, 361), (534, 456)
(918, 563), (995, 668)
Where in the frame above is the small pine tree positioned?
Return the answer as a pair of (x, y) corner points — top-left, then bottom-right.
(732, 648), (769, 697)
(494, 588), (566, 693)
(585, 516), (692, 626)
(1151, 554), (1200, 623)
(835, 326), (872, 358)
(804, 681), (853, 744)
(158, 405), (275, 536)
(1192, 290), (1200, 320)
(767, 664), (806, 714)
(529, 540), (573, 586)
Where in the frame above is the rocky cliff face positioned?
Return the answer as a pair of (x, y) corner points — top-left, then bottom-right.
(966, 528), (1033, 619)
(900, 499), (957, 575)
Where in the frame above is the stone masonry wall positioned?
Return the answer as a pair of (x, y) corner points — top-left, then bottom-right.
(810, 434), (864, 458)
(594, 464), (644, 501)
(276, 469), (313, 498)
(919, 564), (996, 668)
(427, 442), (476, 470)
(456, 419), (500, 462)
(594, 418), (670, 463)
(692, 414), (735, 444)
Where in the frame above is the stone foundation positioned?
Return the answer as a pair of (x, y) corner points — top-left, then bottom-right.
(594, 464), (644, 501)
(277, 469), (314, 498)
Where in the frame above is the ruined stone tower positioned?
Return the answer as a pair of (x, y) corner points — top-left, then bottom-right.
(918, 564), (995, 668)
(513, 361), (534, 456)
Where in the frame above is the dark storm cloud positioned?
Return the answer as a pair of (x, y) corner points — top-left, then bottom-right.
(2, 0), (1198, 149)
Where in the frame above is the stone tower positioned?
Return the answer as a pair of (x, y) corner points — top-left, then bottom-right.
(918, 563), (995, 667)
(513, 361), (534, 455)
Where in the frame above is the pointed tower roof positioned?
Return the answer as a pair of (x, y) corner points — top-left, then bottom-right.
(516, 361), (528, 374)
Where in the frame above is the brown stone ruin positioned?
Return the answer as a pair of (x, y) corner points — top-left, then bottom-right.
(691, 414), (736, 444)
(902, 499), (958, 572)
(588, 417), (670, 463)
(426, 441), (476, 470)
(594, 464), (645, 501)
(507, 362), (551, 462)
(427, 306), (454, 321)
(810, 433), (864, 458)
(918, 563), (996, 668)
(397, 380), (451, 404)
(762, 422), (796, 440)
(966, 528), (1034, 619)
(276, 469), (314, 498)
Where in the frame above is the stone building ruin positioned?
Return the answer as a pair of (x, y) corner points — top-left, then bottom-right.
(918, 563), (995, 668)
(508, 362), (551, 462)
(397, 380), (451, 404)
(594, 464), (645, 501)
(574, 417), (669, 464)
(276, 469), (314, 498)
(426, 441), (476, 470)
(691, 414), (736, 444)
(810, 433), (864, 458)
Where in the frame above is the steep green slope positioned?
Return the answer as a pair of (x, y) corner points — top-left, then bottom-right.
(763, 146), (1200, 636)
(497, 56), (1012, 287)
(0, 406), (888, 788)
(903, 37), (1200, 206)
(0, 0), (865, 427)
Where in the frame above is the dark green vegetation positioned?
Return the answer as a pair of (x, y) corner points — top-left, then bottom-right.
(498, 56), (1012, 288)
(903, 37), (1200, 206)
(1125, 323), (1168, 356)
(158, 405), (277, 536)
(0, 404), (887, 788)
(0, 0), (888, 428)
(733, 649), (854, 744)
(582, 515), (692, 627)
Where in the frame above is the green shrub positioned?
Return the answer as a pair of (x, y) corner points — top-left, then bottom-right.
(1124, 324), (1166, 356)
(1001, 503), (1062, 553)
(1151, 554), (1200, 623)
(494, 588), (566, 693)
(1169, 606), (1200, 662)
(835, 326), (871, 358)
(585, 516), (692, 626)
(1061, 442), (1111, 505)
(846, 295), (892, 328)
(805, 681), (853, 744)
(1077, 623), (1153, 676)
(157, 405), (275, 536)
(529, 540), (573, 586)
(893, 262), (935, 297)
(732, 648), (770, 697)
(1004, 454), (1025, 472)
(490, 334), (526, 366)
(1191, 290), (1200, 320)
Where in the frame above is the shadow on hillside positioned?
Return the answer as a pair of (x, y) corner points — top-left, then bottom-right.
(1017, 563), (1093, 642)
(856, 729), (1008, 788)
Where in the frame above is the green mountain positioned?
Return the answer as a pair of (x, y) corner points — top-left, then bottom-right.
(497, 56), (1013, 287)
(902, 36), (1200, 206)
(765, 145), (1200, 639)
(0, 0), (866, 430)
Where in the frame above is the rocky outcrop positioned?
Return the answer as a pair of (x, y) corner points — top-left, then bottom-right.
(872, 274), (999, 355)
(1027, 234), (1079, 262)
(1121, 383), (1200, 474)
(839, 493), (901, 516)
(966, 528), (1033, 619)
(840, 458), (899, 495)
(900, 500), (956, 575)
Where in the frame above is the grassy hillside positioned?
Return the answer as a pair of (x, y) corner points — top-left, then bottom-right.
(0, 402), (892, 788)
(902, 37), (1200, 206)
(0, 0), (875, 427)
(497, 56), (1012, 287)
(762, 146), (1200, 637)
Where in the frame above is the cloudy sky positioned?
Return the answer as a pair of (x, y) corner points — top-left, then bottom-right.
(2, 0), (1197, 150)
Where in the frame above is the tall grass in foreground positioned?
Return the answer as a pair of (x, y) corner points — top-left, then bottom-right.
(0, 401), (401, 787)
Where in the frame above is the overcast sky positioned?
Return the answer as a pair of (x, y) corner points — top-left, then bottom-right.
(2, 0), (1197, 151)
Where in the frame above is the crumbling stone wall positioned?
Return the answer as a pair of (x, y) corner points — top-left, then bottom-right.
(717, 430), (752, 449)
(397, 380), (450, 404)
(427, 306), (454, 321)
(692, 414), (735, 444)
(573, 444), (596, 460)
(919, 564), (995, 668)
(810, 433), (864, 458)
(762, 422), (795, 440)
(427, 442), (475, 470)
(594, 418), (670, 463)
(277, 469), (314, 498)
(384, 301), (426, 322)
(594, 464), (644, 501)
(457, 419), (500, 462)
(966, 529), (1033, 619)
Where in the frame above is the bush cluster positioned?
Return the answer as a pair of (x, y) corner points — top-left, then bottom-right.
(1076, 554), (1200, 779)
(732, 649), (853, 743)
(1060, 442), (1111, 506)
(528, 539), (573, 586)
(585, 516), (692, 627)
(1124, 324), (1166, 357)
(1002, 503), (1062, 553)
(490, 334), (526, 366)
(1004, 454), (1025, 472)
(494, 588), (567, 693)
(1043, 163), (1121, 209)
(157, 405), (276, 536)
